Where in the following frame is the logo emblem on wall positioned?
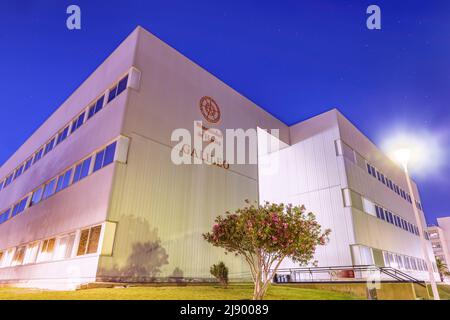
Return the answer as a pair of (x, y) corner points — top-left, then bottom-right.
(199, 96), (221, 124)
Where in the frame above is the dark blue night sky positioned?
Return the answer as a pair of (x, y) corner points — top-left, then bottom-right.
(0, 1), (449, 224)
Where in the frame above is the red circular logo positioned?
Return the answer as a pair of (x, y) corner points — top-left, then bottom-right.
(199, 96), (221, 124)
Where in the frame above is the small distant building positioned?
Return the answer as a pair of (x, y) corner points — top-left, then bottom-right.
(427, 217), (450, 281)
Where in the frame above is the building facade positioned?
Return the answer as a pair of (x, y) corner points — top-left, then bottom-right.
(0, 26), (439, 289)
(427, 217), (450, 281)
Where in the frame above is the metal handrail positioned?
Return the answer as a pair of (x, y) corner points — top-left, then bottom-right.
(273, 264), (426, 287)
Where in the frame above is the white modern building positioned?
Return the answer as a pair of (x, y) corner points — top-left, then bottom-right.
(0, 26), (440, 289)
(427, 217), (450, 281)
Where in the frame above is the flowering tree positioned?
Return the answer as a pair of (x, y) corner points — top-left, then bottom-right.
(203, 201), (331, 300)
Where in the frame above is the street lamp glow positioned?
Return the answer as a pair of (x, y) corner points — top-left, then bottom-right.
(381, 130), (445, 177)
(393, 148), (411, 169)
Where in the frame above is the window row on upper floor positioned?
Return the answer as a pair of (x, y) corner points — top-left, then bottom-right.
(366, 163), (423, 211)
(0, 224), (102, 269)
(374, 204), (421, 237)
(0, 73), (129, 194)
(336, 139), (423, 212)
(0, 141), (117, 226)
(358, 194), (428, 239)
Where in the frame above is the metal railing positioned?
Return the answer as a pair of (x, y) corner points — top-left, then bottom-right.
(273, 265), (426, 287)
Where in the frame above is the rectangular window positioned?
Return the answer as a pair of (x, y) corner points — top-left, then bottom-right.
(117, 75), (128, 96)
(11, 197), (28, 217)
(37, 238), (56, 262)
(80, 157), (91, 179)
(71, 112), (85, 134)
(77, 225), (102, 256)
(56, 126), (69, 145)
(379, 208), (385, 220)
(33, 148), (43, 164)
(54, 234), (76, 260)
(405, 257), (411, 270)
(87, 226), (101, 254)
(94, 95), (104, 113)
(31, 186), (44, 206)
(73, 157), (91, 183)
(108, 74), (129, 103)
(371, 166), (376, 178)
(62, 168), (73, 190)
(367, 163), (371, 175)
(108, 85), (118, 102)
(42, 178), (56, 200)
(13, 165), (24, 180)
(396, 255), (404, 269)
(0, 209), (11, 224)
(55, 168), (72, 193)
(88, 104), (96, 119)
(388, 212), (394, 224)
(44, 138), (55, 155)
(93, 142), (117, 173)
(4, 174), (13, 187)
(23, 158), (33, 172)
(103, 142), (116, 166)
(93, 149), (105, 172)
(23, 242), (39, 265)
(375, 206), (381, 219)
(88, 95), (105, 119)
(11, 246), (26, 266)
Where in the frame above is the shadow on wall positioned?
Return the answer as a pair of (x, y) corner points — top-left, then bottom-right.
(98, 215), (177, 282)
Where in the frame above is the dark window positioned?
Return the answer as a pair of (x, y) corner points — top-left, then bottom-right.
(24, 158), (33, 172)
(44, 138), (55, 155)
(56, 126), (69, 145)
(367, 163), (371, 175)
(117, 75), (128, 96)
(108, 85), (118, 102)
(93, 149), (105, 173)
(103, 142), (116, 167)
(33, 149), (43, 164)
(371, 168), (376, 178)
(73, 163), (83, 183)
(94, 95), (104, 113)
(0, 180), (4, 191)
(42, 179), (56, 200)
(88, 95), (105, 119)
(12, 197), (28, 217)
(4, 174), (13, 187)
(380, 209), (386, 220)
(55, 169), (72, 193)
(375, 206), (381, 219)
(87, 104), (96, 119)
(388, 212), (394, 224)
(0, 209), (11, 224)
(71, 112), (85, 134)
(31, 187), (43, 206)
(55, 174), (65, 193)
(73, 158), (91, 183)
(13, 165), (24, 180)
(62, 169), (73, 190)
(80, 158), (91, 179)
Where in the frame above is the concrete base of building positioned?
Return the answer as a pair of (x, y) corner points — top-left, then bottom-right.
(281, 282), (433, 300)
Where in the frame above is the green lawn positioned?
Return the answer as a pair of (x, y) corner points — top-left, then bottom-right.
(0, 284), (362, 300)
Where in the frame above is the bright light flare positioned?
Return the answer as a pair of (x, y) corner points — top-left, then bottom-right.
(381, 130), (445, 177)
